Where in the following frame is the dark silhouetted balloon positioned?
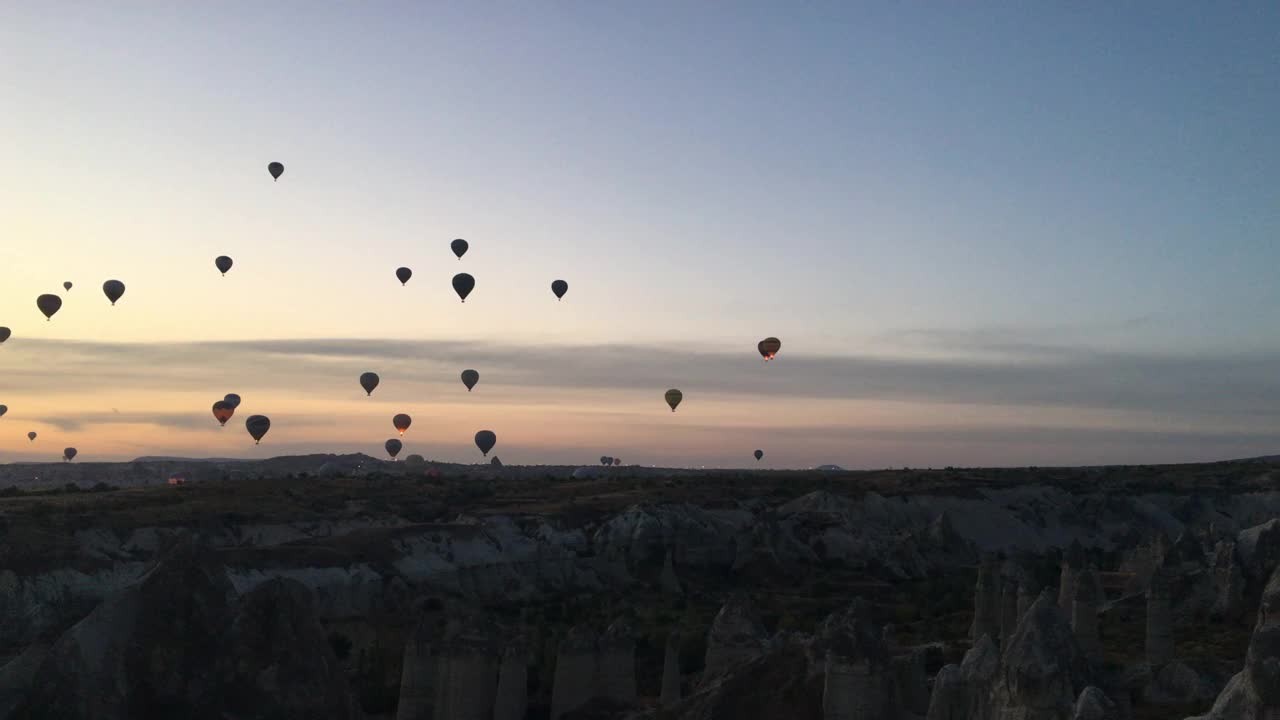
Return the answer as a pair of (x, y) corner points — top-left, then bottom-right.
(754, 449), (763, 461)
(452, 273), (475, 302)
(212, 401), (235, 426)
(474, 430), (496, 456)
(491, 456), (502, 467)
(268, 162), (284, 181)
(758, 337), (781, 361)
(665, 389), (683, 412)
(0, 327), (9, 343)
(404, 454), (425, 471)
(461, 369), (479, 392)
(385, 438), (402, 459)
(359, 372), (380, 396)
(223, 393), (241, 409)
(215, 256), (233, 276)
(393, 413), (412, 435)
(613, 458), (621, 466)
(0, 405), (6, 418)
(451, 238), (468, 259)
(396, 267), (412, 286)
(37, 294), (61, 321)
(551, 280), (568, 300)
(63, 447), (77, 462)
(246, 415), (270, 444)
(63, 282), (73, 291)
(102, 280), (125, 306)
(27, 431), (36, 442)
(600, 456), (609, 466)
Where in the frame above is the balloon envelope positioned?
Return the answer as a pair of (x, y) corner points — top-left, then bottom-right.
(212, 401), (235, 426)
(245, 415), (270, 444)
(63, 281), (73, 291)
(452, 273), (475, 302)
(359, 372), (380, 396)
(474, 430), (496, 456)
(385, 438), (403, 459)
(758, 337), (781, 361)
(396, 267), (412, 285)
(102, 280), (125, 305)
(461, 369), (479, 392)
(63, 447), (77, 461)
(551, 279), (568, 300)
(0, 327), (9, 343)
(36, 294), (62, 320)
(393, 413), (412, 435)
(268, 162), (284, 180)
(451, 238), (469, 259)
(600, 455), (609, 466)
(0, 405), (7, 418)
(215, 256), (233, 275)
(223, 393), (242, 409)
(754, 449), (764, 461)
(664, 389), (683, 412)
(613, 458), (621, 466)
(404, 454), (425, 471)
(27, 432), (36, 441)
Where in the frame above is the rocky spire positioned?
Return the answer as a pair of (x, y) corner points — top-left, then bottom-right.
(989, 590), (1088, 720)
(925, 664), (967, 720)
(1000, 579), (1020, 648)
(492, 643), (528, 720)
(1072, 686), (1120, 720)
(660, 632), (682, 707)
(1059, 540), (1086, 615)
(972, 554), (1002, 644)
(1146, 568), (1174, 667)
(819, 600), (893, 720)
(1017, 578), (1040, 620)
(704, 593), (769, 679)
(1072, 567), (1105, 665)
(659, 549), (684, 595)
(1210, 539), (1245, 621)
(397, 623), (434, 720)
(550, 625), (599, 720)
(432, 618), (497, 720)
(596, 619), (637, 705)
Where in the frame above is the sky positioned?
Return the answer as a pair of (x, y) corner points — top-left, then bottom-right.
(1, 2), (1278, 468)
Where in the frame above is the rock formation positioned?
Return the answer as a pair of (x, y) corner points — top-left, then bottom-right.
(972, 554), (1002, 645)
(493, 644), (528, 720)
(1059, 540), (1085, 615)
(1000, 581), (1020, 649)
(551, 625), (599, 720)
(11, 542), (361, 720)
(1071, 567), (1105, 665)
(703, 593), (769, 679)
(660, 632), (682, 707)
(1018, 579), (1040, 620)
(1210, 539), (1245, 621)
(817, 600), (893, 720)
(925, 663), (967, 720)
(988, 590), (1089, 720)
(1072, 686), (1120, 720)
(660, 550), (684, 595)
(890, 647), (929, 716)
(433, 617), (498, 720)
(1146, 568), (1174, 668)
(1185, 564), (1280, 719)
(1236, 518), (1280, 582)
(596, 619), (637, 705)
(398, 622), (435, 720)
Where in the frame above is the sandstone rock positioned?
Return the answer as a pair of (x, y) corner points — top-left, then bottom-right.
(973, 554), (1002, 645)
(1059, 540), (1085, 615)
(1145, 660), (1210, 706)
(1236, 518), (1280, 582)
(493, 643), (528, 720)
(596, 619), (637, 705)
(988, 590), (1089, 720)
(703, 593), (769, 679)
(1071, 567), (1105, 665)
(551, 625), (599, 720)
(1072, 686), (1119, 720)
(660, 550), (684, 595)
(1210, 540), (1246, 621)
(1146, 569), (1175, 667)
(660, 632), (682, 707)
(397, 623), (435, 720)
(925, 664), (967, 720)
(1185, 564), (1280, 719)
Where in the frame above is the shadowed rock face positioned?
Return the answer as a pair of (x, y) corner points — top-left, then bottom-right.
(989, 591), (1090, 720)
(10, 541), (359, 720)
(1184, 565), (1280, 720)
(704, 593), (769, 679)
(1073, 686), (1120, 720)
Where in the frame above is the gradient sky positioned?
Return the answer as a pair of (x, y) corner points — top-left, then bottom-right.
(1, 3), (1278, 467)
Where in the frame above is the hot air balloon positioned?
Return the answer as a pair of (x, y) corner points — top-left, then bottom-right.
(37, 294), (62, 320)
(452, 273), (475, 302)
(393, 413), (412, 435)
(664, 389), (683, 412)
(359, 372), (380, 396)
(268, 162), (284, 181)
(474, 430), (496, 457)
(754, 449), (763, 461)
(404, 454), (425, 472)
(27, 432), (36, 442)
(385, 438), (403, 459)
(215, 256), (233, 276)
(63, 448), (77, 462)
(451, 238), (468, 259)
(212, 401), (235, 426)
(63, 282), (73, 291)
(613, 458), (621, 466)
(600, 456), (609, 466)
(102, 280), (125, 306)
(758, 337), (781, 361)
(461, 369), (479, 392)
(246, 415), (270, 444)
(223, 393), (242, 409)
(396, 267), (412, 286)
(0, 405), (7, 418)
(551, 280), (568, 300)
(0, 327), (9, 343)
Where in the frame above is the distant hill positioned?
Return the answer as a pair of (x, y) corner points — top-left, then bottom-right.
(131, 456), (249, 463)
(1232, 454), (1280, 463)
